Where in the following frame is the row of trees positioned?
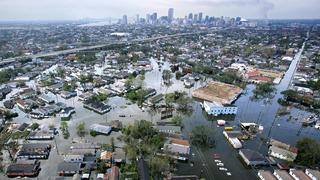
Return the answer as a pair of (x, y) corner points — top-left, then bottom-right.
(280, 90), (320, 109)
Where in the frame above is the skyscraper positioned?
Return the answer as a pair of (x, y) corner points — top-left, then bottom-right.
(122, 15), (127, 25)
(152, 12), (157, 24)
(188, 13), (193, 20)
(194, 14), (198, 23)
(146, 14), (151, 24)
(168, 8), (174, 23)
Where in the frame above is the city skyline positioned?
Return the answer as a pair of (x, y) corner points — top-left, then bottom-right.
(0, 0), (319, 21)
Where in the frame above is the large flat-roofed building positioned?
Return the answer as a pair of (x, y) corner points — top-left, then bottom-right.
(192, 81), (242, 104)
(203, 101), (238, 116)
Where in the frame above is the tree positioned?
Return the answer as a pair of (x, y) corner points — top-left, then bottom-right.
(162, 70), (172, 84)
(56, 67), (65, 78)
(175, 93), (193, 112)
(91, 93), (108, 102)
(150, 157), (170, 179)
(96, 159), (107, 173)
(30, 123), (39, 130)
(253, 83), (275, 99)
(79, 74), (94, 83)
(165, 91), (193, 113)
(171, 115), (183, 126)
(60, 121), (69, 139)
(121, 120), (164, 159)
(76, 122), (86, 137)
(295, 138), (320, 167)
(175, 71), (183, 80)
(190, 125), (215, 148)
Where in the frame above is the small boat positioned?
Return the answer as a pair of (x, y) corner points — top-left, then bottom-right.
(315, 122), (320, 130)
(217, 120), (226, 126)
(224, 127), (233, 131)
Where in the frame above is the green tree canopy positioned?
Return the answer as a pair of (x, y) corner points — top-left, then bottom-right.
(295, 137), (320, 167)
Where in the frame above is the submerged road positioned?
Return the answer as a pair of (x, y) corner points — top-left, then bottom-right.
(0, 32), (203, 65)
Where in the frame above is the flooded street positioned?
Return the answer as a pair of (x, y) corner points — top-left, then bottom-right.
(176, 43), (319, 179)
(3, 43), (319, 180)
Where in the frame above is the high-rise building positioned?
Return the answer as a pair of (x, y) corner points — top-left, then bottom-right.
(122, 15), (127, 25)
(194, 14), (198, 23)
(168, 8), (174, 23)
(188, 13), (193, 20)
(146, 14), (151, 24)
(198, 12), (203, 23)
(204, 15), (209, 23)
(152, 12), (157, 24)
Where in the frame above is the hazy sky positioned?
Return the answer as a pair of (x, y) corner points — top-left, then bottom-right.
(0, 0), (319, 20)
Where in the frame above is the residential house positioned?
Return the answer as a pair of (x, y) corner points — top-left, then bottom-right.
(289, 169), (311, 180)
(16, 99), (35, 112)
(273, 170), (294, 180)
(153, 125), (181, 137)
(60, 91), (77, 99)
(305, 169), (320, 180)
(144, 88), (157, 99)
(163, 138), (191, 161)
(57, 162), (80, 176)
(60, 107), (75, 121)
(6, 160), (41, 177)
(258, 170), (277, 180)
(90, 124), (112, 135)
(63, 154), (84, 163)
(39, 94), (54, 104)
(19, 89), (37, 99)
(27, 130), (54, 140)
(268, 139), (298, 162)
(112, 148), (126, 163)
(70, 143), (100, 150)
(17, 143), (51, 159)
(83, 100), (111, 114)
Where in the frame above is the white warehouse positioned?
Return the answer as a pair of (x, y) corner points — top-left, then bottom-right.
(203, 101), (238, 116)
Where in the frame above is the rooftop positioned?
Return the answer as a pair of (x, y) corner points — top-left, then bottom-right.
(240, 149), (267, 162)
(258, 170), (277, 180)
(192, 81), (242, 104)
